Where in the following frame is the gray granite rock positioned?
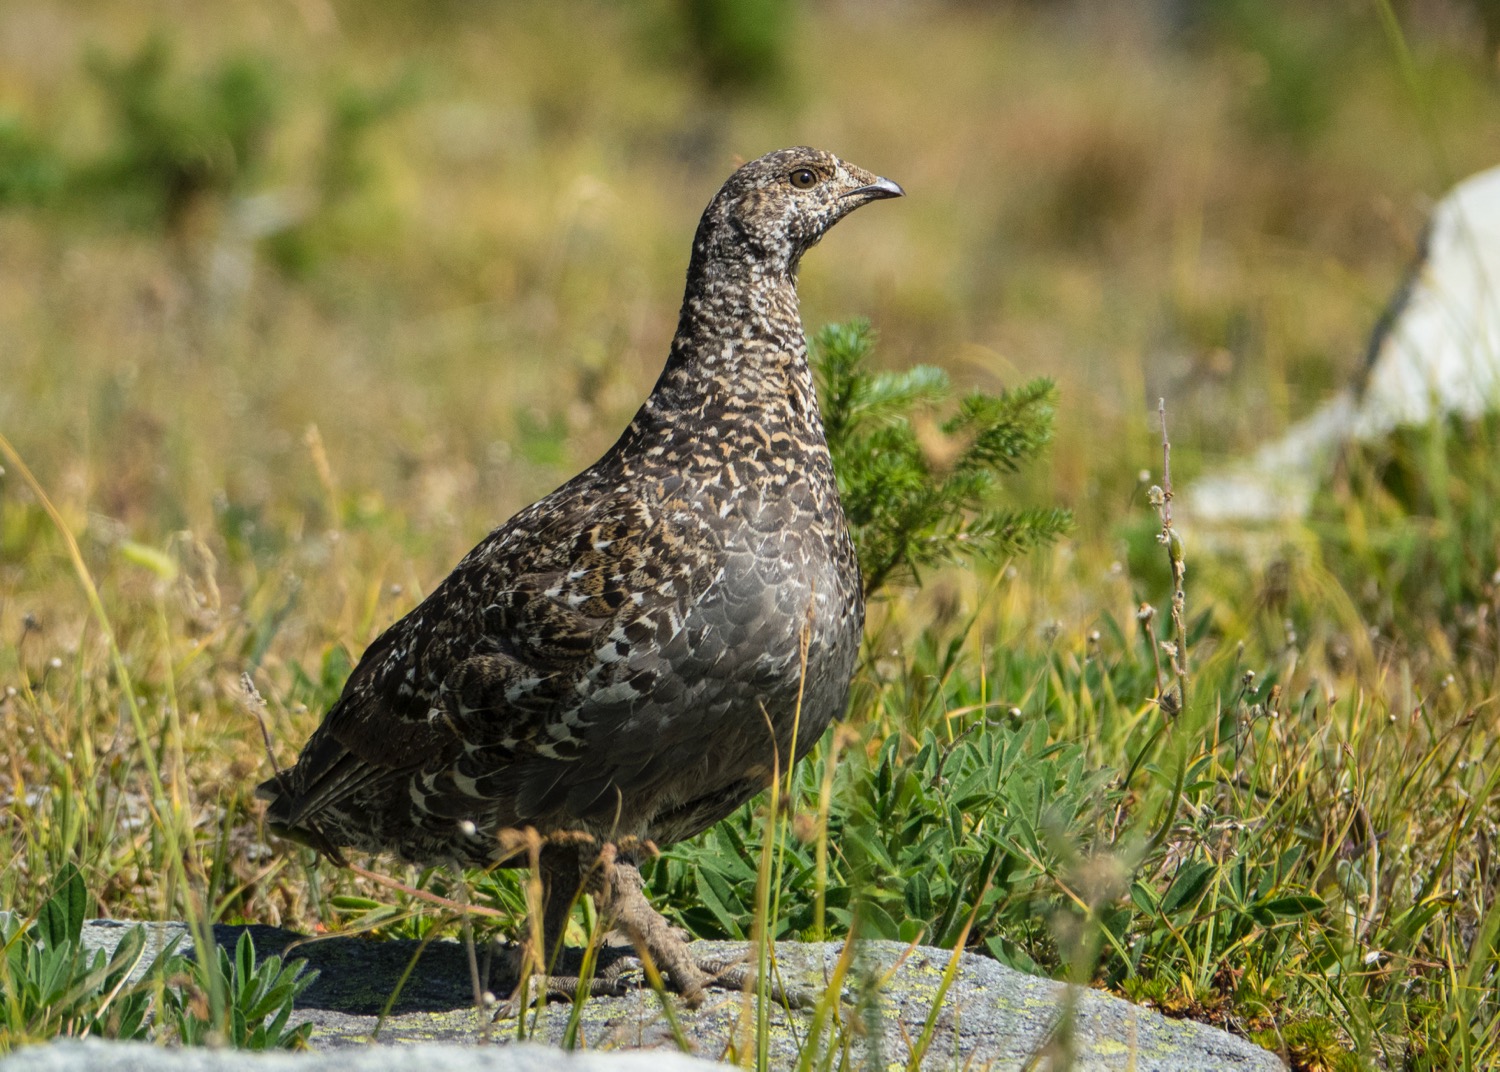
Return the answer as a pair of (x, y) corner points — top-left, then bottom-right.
(0, 1040), (717, 1071)
(53, 920), (1284, 1070)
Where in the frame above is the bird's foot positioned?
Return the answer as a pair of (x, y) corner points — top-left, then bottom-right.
(676, 953), (820, 1010)
(592, 849), (816, 1009)
(494, 948), (815, 1016)
(491, 956), (641, 1020)
(493, 841), (819, 1016)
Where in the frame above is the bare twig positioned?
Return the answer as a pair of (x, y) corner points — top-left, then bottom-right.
(1149, 398), (1189, 716)
(240, 672), (286, 790)
(1138, 603), (1165, 702)
(344, 861), (513, 921)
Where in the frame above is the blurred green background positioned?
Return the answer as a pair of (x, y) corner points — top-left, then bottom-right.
(4, 0), (1496, 566)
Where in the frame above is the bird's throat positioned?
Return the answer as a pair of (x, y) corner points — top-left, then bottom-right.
(653, 268), (817, 418)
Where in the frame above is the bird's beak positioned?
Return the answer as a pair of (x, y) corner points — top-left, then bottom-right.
(845, 176), (905, 201)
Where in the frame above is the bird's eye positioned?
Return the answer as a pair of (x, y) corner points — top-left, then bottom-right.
(789, 168), (819, 190)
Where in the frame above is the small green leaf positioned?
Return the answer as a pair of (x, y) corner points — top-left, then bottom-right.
(693, 869), (746, 939)
(38, 863), (88, 949)
(1130, 880), (1160, 914)
(329, 895), (384, 911)
(1161, 861), (1215, 915)
(856, 900), (901, 940)
(1257, 893), (1326, 917)
(904, 872), (933, 919)
(236, 931), (256, 990)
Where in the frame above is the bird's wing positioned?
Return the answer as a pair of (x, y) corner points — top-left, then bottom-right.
(261, 483), (722, 828)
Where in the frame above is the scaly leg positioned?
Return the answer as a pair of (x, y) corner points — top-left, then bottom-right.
(497, 840), (816, 1015)
(592, 844), (816, 1010)
(496, 842), (626, 1015)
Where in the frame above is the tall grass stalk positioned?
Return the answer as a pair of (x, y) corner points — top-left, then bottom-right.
(731, 616), (811, 1069)
(904, 867), (995, 1071)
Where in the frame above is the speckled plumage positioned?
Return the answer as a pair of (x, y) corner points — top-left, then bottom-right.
(257, 148), (901, 902)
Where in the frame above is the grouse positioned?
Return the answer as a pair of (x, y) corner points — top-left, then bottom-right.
(256, 147), (903, 1004)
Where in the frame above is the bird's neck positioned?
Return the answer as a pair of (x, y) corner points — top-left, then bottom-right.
(643, 260), (821, 428)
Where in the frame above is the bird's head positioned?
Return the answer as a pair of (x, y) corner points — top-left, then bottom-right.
(693, 147), (904, 279)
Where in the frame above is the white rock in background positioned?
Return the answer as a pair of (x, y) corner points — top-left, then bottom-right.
(1184, 164), (1500, 524)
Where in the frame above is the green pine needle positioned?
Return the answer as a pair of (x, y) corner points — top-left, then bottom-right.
(813, 320), (1071, 595)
